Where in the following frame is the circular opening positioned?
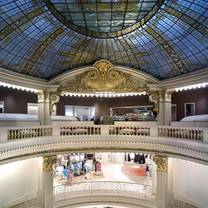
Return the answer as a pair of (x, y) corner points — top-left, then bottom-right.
(43, 0), (164, 38)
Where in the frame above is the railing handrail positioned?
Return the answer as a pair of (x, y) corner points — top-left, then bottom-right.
(1, 123), (208, 143)
(1, 124), (207, 130)
(54, 180), (154, 201)
(54, 180), (152, 188)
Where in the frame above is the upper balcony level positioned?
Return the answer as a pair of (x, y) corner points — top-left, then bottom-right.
(1, 120), (208, 165)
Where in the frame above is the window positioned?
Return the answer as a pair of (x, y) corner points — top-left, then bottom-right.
(0, 101), (4, 113)
(184, 103), (195, 117)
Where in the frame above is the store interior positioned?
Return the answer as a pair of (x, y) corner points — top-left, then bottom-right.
(54, 152), (153, 187)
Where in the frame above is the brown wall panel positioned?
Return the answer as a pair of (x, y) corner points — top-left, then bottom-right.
(0, 86), (37, 114)
(57, 95), (150, 118)
(0, 85), (207, 121)
(172, 87), (208, 121)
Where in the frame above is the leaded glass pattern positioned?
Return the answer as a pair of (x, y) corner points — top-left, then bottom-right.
(43, 0), (164, 37)
(0, 0), (207, 80)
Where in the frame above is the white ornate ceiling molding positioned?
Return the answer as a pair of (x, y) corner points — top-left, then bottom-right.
(160, 67), (208, 90)
(0, 64), (208, 92)
(0, 66), (58, 91)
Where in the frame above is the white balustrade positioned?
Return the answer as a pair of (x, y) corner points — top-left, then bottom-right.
(0, 126), (53, 141)
(59, 126), (101, 136)
(0, 122), (207, 143)
(158, 126), (204, 141)
(109, 126), (150, 136)
(54, 181), (154, 201)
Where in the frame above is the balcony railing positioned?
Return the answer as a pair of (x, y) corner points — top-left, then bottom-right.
(0, 122), (208, 143)
(54, 181), (154, 201)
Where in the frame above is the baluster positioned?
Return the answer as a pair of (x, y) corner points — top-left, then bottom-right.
(199, 130), (203, 141)
(158, 128), (161, 136)
(31, 128), (34, 137)
(177, 128), (180, 138)
(8, 130), (11, 140)
(189, 130), (192, 140)
(46, 128), (49, 136)
(13, 129), (15, 139)
(164, 128), (167, 137)
(65, 127), (68, 135)
(194, 130), (197, 140)
(10, 130), (14, 140)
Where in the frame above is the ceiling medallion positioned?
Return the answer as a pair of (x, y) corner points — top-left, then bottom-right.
(43, 0), (164, 38)
(60, 60), (148, 93)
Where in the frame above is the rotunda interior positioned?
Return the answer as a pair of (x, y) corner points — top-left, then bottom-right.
(0, 0), (208, 208)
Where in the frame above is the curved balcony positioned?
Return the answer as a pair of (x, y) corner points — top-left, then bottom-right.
(54, 181), (155, 208)
(0, 122), (208, 164)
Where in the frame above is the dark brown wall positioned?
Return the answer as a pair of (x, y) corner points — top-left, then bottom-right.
(172, 87), (208, 121)
(57, 95), (150, 118)
(0, 86), (207, 120)
(0, 86), (37, 114)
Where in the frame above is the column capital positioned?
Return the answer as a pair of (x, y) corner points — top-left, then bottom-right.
(159, 90), (173, 102)
(153, 156), (168, 173)
(37, 91), (50, 103)
(43, 155), (56, 172)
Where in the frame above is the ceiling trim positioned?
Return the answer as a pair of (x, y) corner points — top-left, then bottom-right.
(0, 64), (208, 92)
(160, 67), (208, 89)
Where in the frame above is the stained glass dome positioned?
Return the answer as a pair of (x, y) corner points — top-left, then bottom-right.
(44, 0), (164, 37)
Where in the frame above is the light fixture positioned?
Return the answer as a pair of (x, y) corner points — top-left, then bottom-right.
(174, 82), (208, 92)
(62, 91), (146, 97)
(0, 81), (41, 93)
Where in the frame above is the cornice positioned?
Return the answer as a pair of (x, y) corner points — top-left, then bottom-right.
(0, 67), (58, 91)
(1, 136), (208, 165)
(160, 67), (208, 89)
(0, 65), (208, 91)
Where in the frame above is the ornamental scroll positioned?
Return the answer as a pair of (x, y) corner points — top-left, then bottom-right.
(153, 156), (168, 173)
(61, 60), (148, 93)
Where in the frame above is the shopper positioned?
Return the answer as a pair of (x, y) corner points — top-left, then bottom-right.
(67, 169), (74, 185)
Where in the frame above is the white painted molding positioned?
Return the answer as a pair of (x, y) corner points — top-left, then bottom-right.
(160, 67), (208, 89)
(0, 65), (208, 91)
(1, 136), (208, 165)
(0, 67), (58, 91)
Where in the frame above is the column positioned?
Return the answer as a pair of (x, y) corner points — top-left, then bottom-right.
(153, 156), (168, 208)
(42, 155), (56, 208)
(158, 91), (172, 126)
(38, 92), (51, 125)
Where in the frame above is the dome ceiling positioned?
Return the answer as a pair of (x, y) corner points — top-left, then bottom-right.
(0, 0), (207, 80)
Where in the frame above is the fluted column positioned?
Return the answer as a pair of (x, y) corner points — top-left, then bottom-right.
(153, 156), (168, 208)
(158, 91), (172, 125)
(43, 156), (56, 208)
(38, 92), (51, 125)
